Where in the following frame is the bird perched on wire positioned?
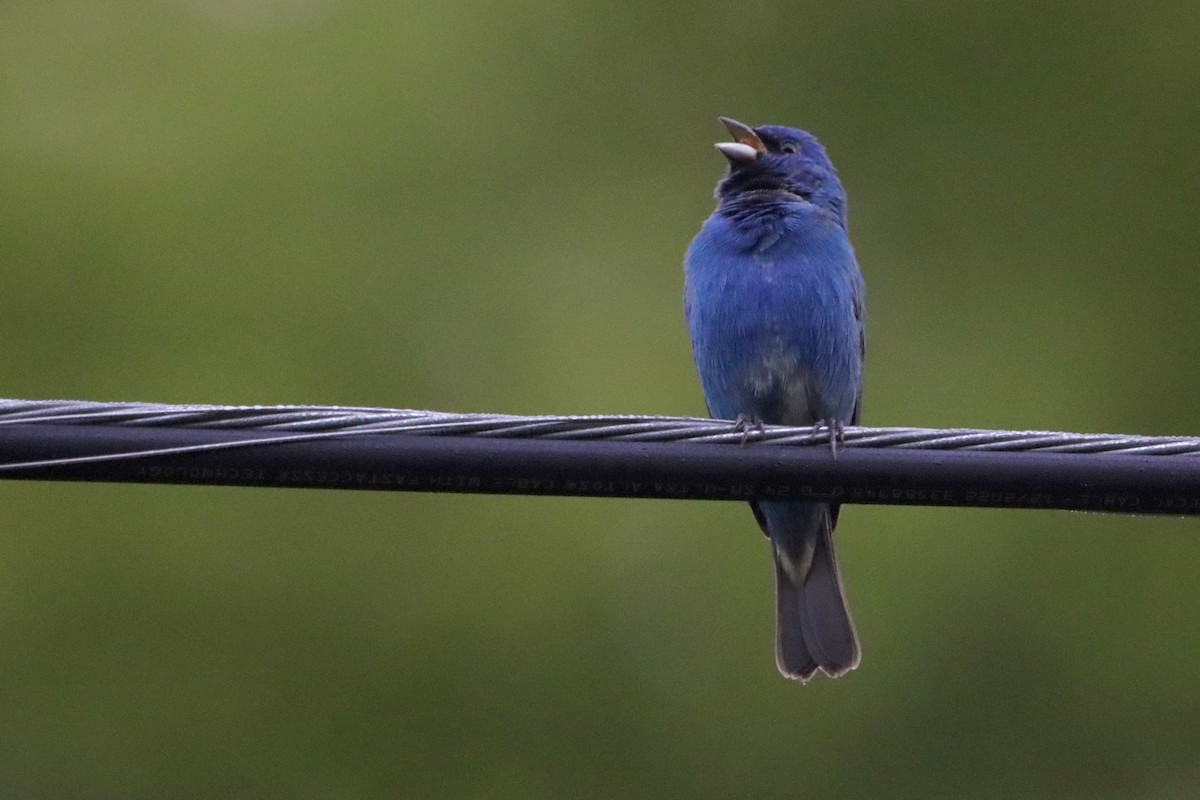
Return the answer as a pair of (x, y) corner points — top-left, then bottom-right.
(684, 117), (865, 681)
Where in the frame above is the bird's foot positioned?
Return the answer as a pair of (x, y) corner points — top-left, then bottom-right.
(733, 414), (766, 445)
(810, 418), (846, 457)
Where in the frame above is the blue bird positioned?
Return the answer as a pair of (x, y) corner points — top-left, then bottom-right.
(684, 117), (865, 681)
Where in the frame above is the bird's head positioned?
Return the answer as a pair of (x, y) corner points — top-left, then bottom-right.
(713, 117), (847, 227)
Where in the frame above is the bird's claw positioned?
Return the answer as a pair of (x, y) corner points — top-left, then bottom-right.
(733, 414), (766, 445)
(810, 418), (846, 457)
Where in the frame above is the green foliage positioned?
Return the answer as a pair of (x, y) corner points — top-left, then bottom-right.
(2, 1), (1200, 796)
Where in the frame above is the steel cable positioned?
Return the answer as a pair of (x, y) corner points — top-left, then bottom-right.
(0, 398), (1197, 514)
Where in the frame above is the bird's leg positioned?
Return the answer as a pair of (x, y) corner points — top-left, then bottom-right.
(810, 418), (846, 457)
(733, 414), (766, 445)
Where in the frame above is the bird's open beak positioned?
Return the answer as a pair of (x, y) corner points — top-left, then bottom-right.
(715, 116), (766, 163)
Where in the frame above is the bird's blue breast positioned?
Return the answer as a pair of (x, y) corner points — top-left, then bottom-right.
(684, 203), (863, 426)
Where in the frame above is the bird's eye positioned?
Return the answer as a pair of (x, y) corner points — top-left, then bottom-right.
(780, 143), (800, 155)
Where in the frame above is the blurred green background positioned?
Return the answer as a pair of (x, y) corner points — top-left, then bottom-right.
(2, 1), (1200, 797)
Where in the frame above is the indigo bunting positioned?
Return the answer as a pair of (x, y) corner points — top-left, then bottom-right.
(684, 118), (864, 681)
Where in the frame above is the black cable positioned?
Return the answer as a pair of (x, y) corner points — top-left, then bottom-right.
(0, 398), (1197, 514)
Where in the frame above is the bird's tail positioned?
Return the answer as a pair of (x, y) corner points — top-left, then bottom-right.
(761, 501), (860, 681)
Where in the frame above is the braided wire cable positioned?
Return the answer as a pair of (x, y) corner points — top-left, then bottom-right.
(1, 398), (1198, 515)
(1, 398), (1197, 454)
